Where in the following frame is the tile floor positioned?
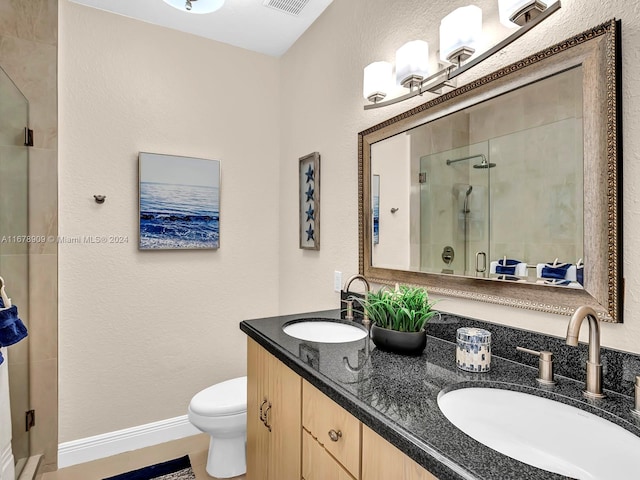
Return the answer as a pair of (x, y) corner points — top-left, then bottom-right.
(36, 434), (246, 480)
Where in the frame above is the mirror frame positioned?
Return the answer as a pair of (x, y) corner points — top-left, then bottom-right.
(358, 19), (622, 322)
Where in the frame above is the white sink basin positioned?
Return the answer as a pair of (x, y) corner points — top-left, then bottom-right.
(438, 387), (640, 479)
(282, 320), (368, 343)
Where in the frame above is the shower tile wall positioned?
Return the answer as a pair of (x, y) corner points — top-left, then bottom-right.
(0, 0), (58, 473)
(468, 67), (584, 275)
(410, 116), (471, 274)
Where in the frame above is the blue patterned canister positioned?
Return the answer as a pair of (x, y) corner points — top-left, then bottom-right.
(456, 327), (492, 372)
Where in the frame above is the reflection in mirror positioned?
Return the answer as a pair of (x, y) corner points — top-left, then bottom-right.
(371, 67), (584, 289)
(359, 20), (621, 322)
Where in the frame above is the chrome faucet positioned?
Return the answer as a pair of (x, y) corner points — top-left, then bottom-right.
(344, 274), (371, 295)
(343, 274), (371, 324)
(566, 305), (605, 398)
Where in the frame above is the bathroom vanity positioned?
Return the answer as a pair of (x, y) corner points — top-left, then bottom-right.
(240, 310), (640, 480)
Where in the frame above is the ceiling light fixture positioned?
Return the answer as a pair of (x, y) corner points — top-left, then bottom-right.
(363, 1), (561, 110)
(162, 0), (225, 14)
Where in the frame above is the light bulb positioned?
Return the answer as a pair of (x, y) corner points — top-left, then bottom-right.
(363, 62), (393, 103)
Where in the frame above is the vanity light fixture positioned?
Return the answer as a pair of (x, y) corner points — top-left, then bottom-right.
(162, 0), (225, 14)
(363, 1), (561, 110)
(499, 0), (550, 27)
(395, 40), (430, 90)
(440, 5), (483, 66)
(363, 61), (393, 103)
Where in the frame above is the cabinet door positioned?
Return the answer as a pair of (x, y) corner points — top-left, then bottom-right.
(247, 338), (270, 480)
(302, 380), (360, 478)
(362, 425), (438, 480)
(247, 338), (302, 480)
(268, 348), (301, 480)
(302, 429), (354, 480)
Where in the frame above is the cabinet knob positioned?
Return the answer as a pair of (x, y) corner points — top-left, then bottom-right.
(328, 429), (342, 442)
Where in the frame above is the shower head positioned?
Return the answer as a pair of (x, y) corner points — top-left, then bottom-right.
(473, 158), (496, 169)
(465, 185), (473, 196)
(447, 154), (493, 168)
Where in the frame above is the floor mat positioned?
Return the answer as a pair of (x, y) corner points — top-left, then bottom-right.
(103, 455), (196, 480)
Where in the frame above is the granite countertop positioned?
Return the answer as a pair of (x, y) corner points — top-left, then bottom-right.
(239, 309), (640, 480)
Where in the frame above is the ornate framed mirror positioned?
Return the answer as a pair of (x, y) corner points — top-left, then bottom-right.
(358, 20), (622, 322)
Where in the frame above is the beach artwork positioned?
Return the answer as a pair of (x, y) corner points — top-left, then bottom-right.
(139, 153), (220, 250)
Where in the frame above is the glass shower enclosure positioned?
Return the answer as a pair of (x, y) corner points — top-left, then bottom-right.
(0, 64), (30, 478)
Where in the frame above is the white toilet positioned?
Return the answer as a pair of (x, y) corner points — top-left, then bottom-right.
(188, 376), (247, 478)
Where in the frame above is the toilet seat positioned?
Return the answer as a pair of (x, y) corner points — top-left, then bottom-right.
(189, 376), (247, 417)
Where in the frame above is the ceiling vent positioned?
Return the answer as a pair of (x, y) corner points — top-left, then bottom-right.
(263, 0), (310, 16)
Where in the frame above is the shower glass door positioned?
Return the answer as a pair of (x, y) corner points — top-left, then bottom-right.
(419, 141), (491, 277)
(0, 64), (30, 477)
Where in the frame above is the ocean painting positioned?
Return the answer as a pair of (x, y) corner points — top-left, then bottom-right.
(139, 153), (220, 250)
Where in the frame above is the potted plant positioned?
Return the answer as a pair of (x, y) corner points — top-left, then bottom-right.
(357, 284), (438, 355)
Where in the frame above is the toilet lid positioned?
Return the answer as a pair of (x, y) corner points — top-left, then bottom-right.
(190, 376), (247, 417)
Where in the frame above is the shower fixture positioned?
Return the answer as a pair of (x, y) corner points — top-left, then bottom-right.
(463, 185), (473, 213)
(446, 154), (496, 169)
(473, 157), (497, 169)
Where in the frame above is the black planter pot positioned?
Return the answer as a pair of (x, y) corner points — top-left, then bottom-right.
(370, 324), (427, 356)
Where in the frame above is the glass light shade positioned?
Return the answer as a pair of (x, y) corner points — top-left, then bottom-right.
(363, 61), (393, 102)
(439, 5), (483, 63)
(498, 0), (547, 27)
(162, 0), (225, 14)
(395, 40), (430, 87)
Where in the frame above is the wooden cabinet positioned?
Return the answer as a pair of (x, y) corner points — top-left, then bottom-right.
(247, 338), (301, 480)
(302, 429), (354, 480)
(246, 338), (439, 480)
(302, 380), (360, 480)
(362, 425), (438, 480)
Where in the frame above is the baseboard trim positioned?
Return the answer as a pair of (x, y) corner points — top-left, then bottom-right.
(58, 415), (200, 468)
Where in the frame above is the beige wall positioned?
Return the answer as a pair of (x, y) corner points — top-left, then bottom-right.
(54, 0), (640, 450)
(278, 0), (640, 353)
(58, 2), (280, 442)
(371, 134), (410, 270)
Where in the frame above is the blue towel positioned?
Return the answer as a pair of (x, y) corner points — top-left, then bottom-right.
(541, 262), (571, 280)
(496, 258), (521, 275)
(0, 305), (28, 347)
(576, 266), (584, 285)
(0, 349), (3, 366)
(498, 258), (520, 266)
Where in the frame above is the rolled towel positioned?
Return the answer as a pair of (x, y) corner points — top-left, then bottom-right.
(576, 259), (584, 286)
(495, 258), (522, 276)
(0, 305), (28, 347)
(498, 258), (521, 266)
(496, 274), (521, 282)
(543, 279), (572, 286)
(541, 262), (571, 280)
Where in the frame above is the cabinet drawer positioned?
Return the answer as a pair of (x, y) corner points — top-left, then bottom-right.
(302, 380), (360, 478)
(302, 429), (355, 480)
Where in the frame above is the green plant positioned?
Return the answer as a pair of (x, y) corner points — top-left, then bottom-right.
(356, 284), (438, 332)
